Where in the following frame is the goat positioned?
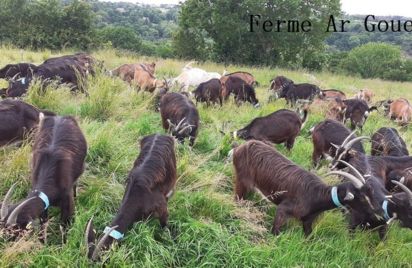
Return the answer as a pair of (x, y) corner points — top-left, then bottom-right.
(325, 97), (347, 122)
(343, 99), (377, 130)
(0, 63), (37, 80)
(311, 120), (365, 168)
(320, 89), (346, 100)
(192, 78), (222, 107)
(221, 71), (258, 89)
(133, 68), (167, 93)
(233, 140), (385, 236)
(354, 89), (374, 103)
(234, 109), (307, 150)
(160, 92), (199, 146)
(0, 99), (54, 147)
(85, 134), (176, 261)
(221, 76), (259, 107)
(0, 114), (87, 238)
(371, 127), (408, 157)
(388, 98), (412, 125)
(272, 76), (321, 106)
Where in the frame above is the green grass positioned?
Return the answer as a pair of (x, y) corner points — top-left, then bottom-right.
(0, 47), (412, 267)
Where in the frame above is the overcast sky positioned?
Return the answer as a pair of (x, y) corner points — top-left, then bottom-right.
(102, 0), (412, 17)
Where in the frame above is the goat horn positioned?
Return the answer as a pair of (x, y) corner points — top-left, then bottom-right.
(10, 73), (20, 81)
(330, 143), (340, 149)
(391, 180), (412, 200)
(340, 130), (357, 148)
(343, 136), (370, 150)
(327, 171), (364, 189)
(175, 117), (186, 131)
(6, 196), (37, 226)
(85, 216), (94, 249)
(337, 160), (366, 184)
(178, 124), (195, 135)
(91, 225), (119, 261)
(1, 183), (17, 221)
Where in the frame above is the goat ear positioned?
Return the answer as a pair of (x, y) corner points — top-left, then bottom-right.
(344, 191), (354, 201)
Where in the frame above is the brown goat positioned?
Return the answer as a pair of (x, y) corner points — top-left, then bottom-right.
(160, 92), (199, 146)
(354, 89), (374, 103)
(110, 63), (156, 84)
(134, 68), (166, 93)
(0, 99), (54, 146)
(233, 140), (384, 236)
(220, 71), (258, 89)
(325, 98), (347, 122)
(0, 115), (87, 238)
(388, 98), (412, 125)
(321, 89), (346, 100)
(85, 134), (176, 261)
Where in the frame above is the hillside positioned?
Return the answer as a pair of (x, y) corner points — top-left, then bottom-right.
(0, 47), (411, 266)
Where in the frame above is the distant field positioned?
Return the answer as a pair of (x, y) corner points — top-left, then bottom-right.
(0, 47), (411, 267)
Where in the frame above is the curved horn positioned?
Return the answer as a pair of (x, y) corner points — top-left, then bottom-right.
(178, 124), (195, 135)
(175, 117), (186, 131)
(343, 136), (370, 150)
(10, 73), (20, 81)
(6, 196), (37, 226)
(391, 180), (412, 199)
(91, 225), (119, 261)
(331, 143), (340, 149)
(340, 130), (357, 148)
(1, 183), (17, 221)
(337, 160), (366, 184)
(327, 171), (364, 189)
(85, 216), (95, 250)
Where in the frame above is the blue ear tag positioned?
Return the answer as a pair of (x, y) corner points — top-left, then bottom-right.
(331, 186), (343, 208)
(104, 226), (124, 240)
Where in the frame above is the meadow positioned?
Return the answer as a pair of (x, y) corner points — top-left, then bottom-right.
(0, 47), (411, 267)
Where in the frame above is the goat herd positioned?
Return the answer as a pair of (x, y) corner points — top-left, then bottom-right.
(0, 53), (412, 262)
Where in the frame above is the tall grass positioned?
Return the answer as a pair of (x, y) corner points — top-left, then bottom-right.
(0, 47), (411, 267)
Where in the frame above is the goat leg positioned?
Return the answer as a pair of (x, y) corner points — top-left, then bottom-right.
(302, 212), (321, 236)
(271, 202), (292, 236)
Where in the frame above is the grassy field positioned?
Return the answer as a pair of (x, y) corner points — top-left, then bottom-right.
(0, 47), (412, 267)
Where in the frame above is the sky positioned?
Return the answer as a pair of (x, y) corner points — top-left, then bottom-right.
(102, 0), (412, 17)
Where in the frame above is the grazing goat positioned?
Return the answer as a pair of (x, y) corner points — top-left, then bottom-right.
(110, 63), (156, 84)
(172, 62), (221, 92)
(371, 127), (408, 157)
(325, 97), (347, 122)
(330, 135), (412, 235)
(192, 78), (222, 107)
(234, 109), (307, 150)
(160, 92), (199, 146)
(233, 140), (384, 236)
(271, 76), (320, 106)
(311, 120), (365, 168)
(0, 114), (87, 237)
(133, 67), (167, 93)
(320, 89), (346, 100)
(221, 76), (259, 107)
(0, 63), (37, 80)
(221, 71), (258, 89)
(85, 134), (176, 261)
(343, 99), (377, 130)
(388, 98), (412, 125)
(0, 99), (54, 146)
(354, 89), (374, 103)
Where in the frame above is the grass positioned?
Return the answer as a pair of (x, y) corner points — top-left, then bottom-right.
(0, 47), (412, 267)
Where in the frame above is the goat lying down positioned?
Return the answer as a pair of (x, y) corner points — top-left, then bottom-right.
(85, 134), (177, 261)
(232, 140), (385, 236)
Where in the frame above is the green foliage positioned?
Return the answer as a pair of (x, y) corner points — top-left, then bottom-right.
(97, 26), (142, 52)
(173, 0), (341, 68)
(0, 0), (95, 50)
(341, 42), (412, 81)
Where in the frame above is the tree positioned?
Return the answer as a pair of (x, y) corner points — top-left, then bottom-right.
(173, 0), (341, 68)
(341, 43), (408, 80)
(97, 26), (142, 52)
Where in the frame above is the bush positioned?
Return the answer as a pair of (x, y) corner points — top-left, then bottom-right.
(341, 43), (404, 80)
